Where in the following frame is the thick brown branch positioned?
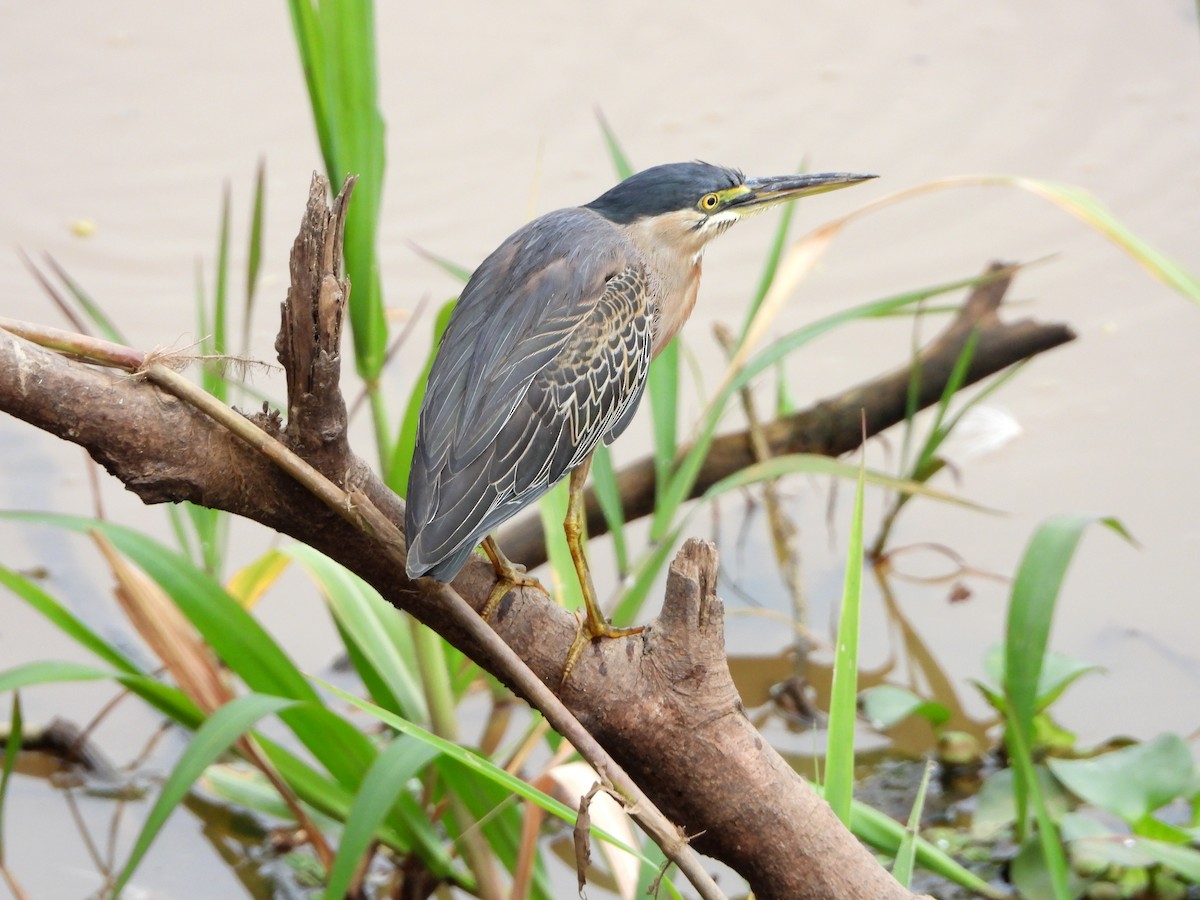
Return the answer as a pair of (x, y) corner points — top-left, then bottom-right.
(498, 263), (1076, 568)
(0, 180), (1035, 899)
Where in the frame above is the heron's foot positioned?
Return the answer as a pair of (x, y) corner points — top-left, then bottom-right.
(560, 611), (644, 685)
(478, 537), (543, 621)
(480, 566), (543, 622)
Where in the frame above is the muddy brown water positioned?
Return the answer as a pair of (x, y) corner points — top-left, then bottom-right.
(2, 2), (1198, 897)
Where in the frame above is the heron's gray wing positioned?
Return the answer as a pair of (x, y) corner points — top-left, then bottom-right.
(405, 209), (653, 580)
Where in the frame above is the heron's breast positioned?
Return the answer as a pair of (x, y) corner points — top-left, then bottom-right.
(651, 260), (701, 355)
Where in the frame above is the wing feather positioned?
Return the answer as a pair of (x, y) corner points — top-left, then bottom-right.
(405, 208), (655, 580)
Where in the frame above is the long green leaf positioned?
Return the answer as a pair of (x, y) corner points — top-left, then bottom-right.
(110, 693), (301, 897)
(0, 691), (21, 860)
(285, 544), (428, 723)
(437, 757), (555, 899)
(1005, 514), (1135, 783)
(213, 182), (231, 368)
(809, 783), (1008, 898)
(0, 660), (203, 730)
(0, 565), (142, 675)
(613, 453), (986, 623)
(1009, 176), (1200, 303)
(647, 338), (681, 504)
(242, 158), (267, 355)
(596, 111), (634, 181)
(288, 0), (387, 379)
(589, 443), (629, 573)
(892, 760), (935, 886)
(41, 255), (126, 343)
(324, 737), (440, 900)
(539, 478), (583, 613)
(251, 737), (460, 881)
(824, 453), (866, 824)
(740, 180), (799, 337)
(388, 298), (456, 493)
(0, 514), (377, 790)
(316, 679), (658, 867)
(1004, 513), (1135, 899)
(650, 271), (1002, 540)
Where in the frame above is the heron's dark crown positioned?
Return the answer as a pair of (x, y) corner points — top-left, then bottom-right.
(584, 161), (744, 225)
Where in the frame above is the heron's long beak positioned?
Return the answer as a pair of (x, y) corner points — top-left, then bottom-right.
(728, 172), (877, 213)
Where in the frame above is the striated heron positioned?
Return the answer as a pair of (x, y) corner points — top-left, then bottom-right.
(405, 161), (875, 678)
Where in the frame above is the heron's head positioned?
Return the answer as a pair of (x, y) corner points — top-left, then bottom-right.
(585, 161), (875, 260)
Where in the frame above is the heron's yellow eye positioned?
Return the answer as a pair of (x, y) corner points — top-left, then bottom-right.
(699, 193), (720, 212)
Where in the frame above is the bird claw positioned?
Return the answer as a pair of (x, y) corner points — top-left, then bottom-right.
(480, 570), (542, 622)
(559, 610), (644, 685)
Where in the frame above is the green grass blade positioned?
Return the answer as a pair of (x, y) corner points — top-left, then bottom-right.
(437, 757), (555, 898)
(613, 453), (984, 623)
(253, 737), (460, 880)
(705, 454), (989, 510)
(647, 340), (681, 507)
(829, 789), (1007, 898)
(1011, 177), (1200, 303)
(610, 521), (685, 624)
(166, 503), (199, 566)
(285, 0), (334, 179)
(1003, 513), (1135, 898)
(596, 110), (634, 180)
(892, 760), (935, 886)
(407, 242), (473, 283)
(0, 661), (203, 729)
(589, 443), (629, 574)
(1005, 514), (1135, 780)
(539, 479), (584, 613)
(288, 0), (388, 380)
(192, 185), (232, 409)
(388, 298), (456, 494)
(286, 544), (428, 723)
(409, 622), (458, 739)
(913, 330), (980, 476)
(316, 679), (658, 866)
(0, 660), (116, 693)
(41, 255), (126, 343)
(650, 271), (998, 540)
(110, 693), (301, 897)
(8, 514), (316, 697)
(243, 158), (267, 355)
(324, 737), (440, 900)
(740, 183), (798, 338)
(182, 500), (226, 577)
(213, 182), (231, 364)
(0, 513), (378, 788)
(0, 565), (142, 675)
(323, 1), (386, 378)
(0, 571), (208, 723)
(824, 453), (866, 825)
(0, 691), (22, 860)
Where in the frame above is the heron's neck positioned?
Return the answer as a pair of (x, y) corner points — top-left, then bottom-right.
(623, 215), (712, 354)
(648, 254), (702, 354)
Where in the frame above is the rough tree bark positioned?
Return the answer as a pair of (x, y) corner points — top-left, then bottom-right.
(0, 176), (1073, 898)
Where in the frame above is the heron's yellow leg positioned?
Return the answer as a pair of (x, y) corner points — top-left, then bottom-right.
(479, 536), (542, 621)
(561, 456), (643, 682)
